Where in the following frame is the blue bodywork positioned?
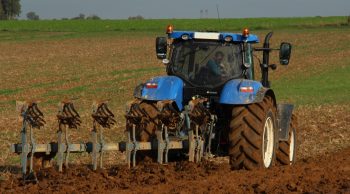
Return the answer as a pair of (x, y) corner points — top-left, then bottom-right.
(169, 31), (259, 43)
(219, 79), (264, 104)
(140, 76), (184, 110)
(138, 76), (268, 109)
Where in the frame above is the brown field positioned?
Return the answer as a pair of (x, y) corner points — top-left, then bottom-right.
(0, 27), (349, 193)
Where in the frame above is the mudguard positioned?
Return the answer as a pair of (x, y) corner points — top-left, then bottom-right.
(135, 76), (184, 110)
(219, 79), (272, 105)
(277, 104), (294, 141)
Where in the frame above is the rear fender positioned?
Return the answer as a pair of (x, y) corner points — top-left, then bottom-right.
(219, 79), (275, 105)
(134, 76), (184, 110)
(277, 104), (294, 141)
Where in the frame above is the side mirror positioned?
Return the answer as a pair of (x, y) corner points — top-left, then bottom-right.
(279, 42), (292, 65)
(156, 37), (167, 59)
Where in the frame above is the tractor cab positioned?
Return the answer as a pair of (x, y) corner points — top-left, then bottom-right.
(157, 26), (260, 89)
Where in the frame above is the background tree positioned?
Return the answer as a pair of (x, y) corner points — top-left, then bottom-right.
(71, 13), (85, 20)
(78, 13), (85, 19)
(0, 1), (4, 20)
(0, 0), (21, 20)
(128, 15), (144, 20)
(26, 11), (39, 20)
(8, 0), (21, 19)
(86, 14), (100, 20)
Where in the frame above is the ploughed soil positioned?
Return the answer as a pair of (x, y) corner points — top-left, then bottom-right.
(0, 149), (349, 194)
(1, 105), (349, 194)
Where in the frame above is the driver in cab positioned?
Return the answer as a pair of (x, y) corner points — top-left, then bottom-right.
(206, 51), (228, 78)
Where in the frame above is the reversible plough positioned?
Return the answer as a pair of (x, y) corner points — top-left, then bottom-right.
(11, 100), (204, 182)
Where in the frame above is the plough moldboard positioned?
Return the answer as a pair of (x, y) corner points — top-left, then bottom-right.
(11, 100), (204, 182)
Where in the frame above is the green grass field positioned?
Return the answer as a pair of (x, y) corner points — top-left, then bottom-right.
(0, 16), (347, 32)
(0, 16), (348, 41)
(273, 64), (350, 105)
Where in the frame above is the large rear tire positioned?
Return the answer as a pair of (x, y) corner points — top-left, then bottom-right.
(276, 115), (297, 165)
(228, 96), (277, 170)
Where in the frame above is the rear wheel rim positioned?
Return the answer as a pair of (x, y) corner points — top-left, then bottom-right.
(262, 116), (274, 168)
(289, 128), (295, 164)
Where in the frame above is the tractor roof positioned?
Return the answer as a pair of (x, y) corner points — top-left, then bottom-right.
(168, 31), (259, 43)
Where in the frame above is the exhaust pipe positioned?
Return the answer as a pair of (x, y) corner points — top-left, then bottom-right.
(262, 32), (273, 88)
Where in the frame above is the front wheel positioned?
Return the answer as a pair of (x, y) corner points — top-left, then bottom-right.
(228, 96), (277, 170)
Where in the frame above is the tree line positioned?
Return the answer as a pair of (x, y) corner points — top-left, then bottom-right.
(0, 0), (102, 21)
(0, 0), (142, 21)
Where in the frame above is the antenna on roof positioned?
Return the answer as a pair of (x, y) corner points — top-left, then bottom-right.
(216, 4), (223, 30)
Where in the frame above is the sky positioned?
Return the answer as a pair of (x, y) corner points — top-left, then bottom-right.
(20, 0), (350, 19)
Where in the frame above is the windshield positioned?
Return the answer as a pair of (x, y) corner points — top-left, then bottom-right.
(170, 40), (243, 87)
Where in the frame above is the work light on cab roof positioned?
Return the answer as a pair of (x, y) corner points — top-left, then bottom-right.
(242, 28), (250, 37)
(166, 24), (174, 34)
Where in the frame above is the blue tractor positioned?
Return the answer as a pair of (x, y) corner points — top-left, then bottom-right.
(125, 25), (296, 169)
